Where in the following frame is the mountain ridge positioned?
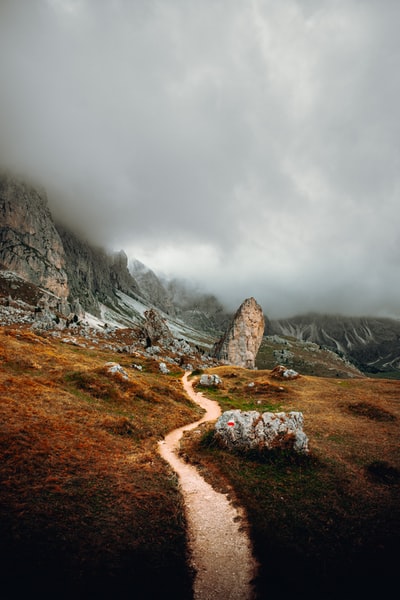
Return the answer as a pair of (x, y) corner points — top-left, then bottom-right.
(1, 170), (399, 378)
(270, 313), (400, 376)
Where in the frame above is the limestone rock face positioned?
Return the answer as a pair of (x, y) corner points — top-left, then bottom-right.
(0, 173), (69, 299)
(111, 251), (140, 297)
(213, 297), (265, 368)
(130, 259), (176, 317)
(215, 409), (309, 454)
(56, 225), (140, 316)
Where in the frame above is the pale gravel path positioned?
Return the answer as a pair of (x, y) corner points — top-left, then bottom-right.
(158, 372), (257, 600)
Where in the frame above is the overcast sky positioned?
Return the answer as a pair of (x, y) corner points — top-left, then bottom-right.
(1, 0), (399, 318)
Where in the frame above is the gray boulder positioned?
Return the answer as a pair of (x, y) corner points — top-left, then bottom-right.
(271, 365), (299, 379)
(159, 362), (170, 374)
(199, 374), (222, 387)
(215, 409), (309, 454)
(104, 362), (129, 381)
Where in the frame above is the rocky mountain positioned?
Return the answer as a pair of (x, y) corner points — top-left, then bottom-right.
(0, 171), (221, 361)
(57, 223), (140, 318)
(270, 314), (400, 377)
(130, 259), (176, 317)
(0, 171), (69, 303)
(1, 170), (399, 378)
(256, 334), (364, 379)
(166, 279), (231, 333)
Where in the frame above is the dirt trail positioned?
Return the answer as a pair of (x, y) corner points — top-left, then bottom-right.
(158, 372), (257, 600)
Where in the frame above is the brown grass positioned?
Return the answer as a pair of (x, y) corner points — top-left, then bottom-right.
(183, 366), (400, 599)
(0, 326), (201, 599)
(2, 328), (400, 600)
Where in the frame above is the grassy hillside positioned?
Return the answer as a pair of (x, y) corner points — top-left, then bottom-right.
(256, 334), (364, 378)
(0, 326), (202, 599)
(182, 366), (400, 598)
(1, 326), (399, 599)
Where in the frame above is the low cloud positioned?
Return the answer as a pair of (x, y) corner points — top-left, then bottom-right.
(1, 0), (399, 318)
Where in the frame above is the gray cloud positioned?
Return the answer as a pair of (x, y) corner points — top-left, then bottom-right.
(1, 0), (399, 318)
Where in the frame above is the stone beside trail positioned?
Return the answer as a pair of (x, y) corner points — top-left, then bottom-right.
(215, 409), (309, 454)
(158, 373), (257, 600)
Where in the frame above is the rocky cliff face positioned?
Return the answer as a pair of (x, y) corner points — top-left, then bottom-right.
(213, 297), (265, 368)
(0, 172), (69, 301)
(111, 251), (140, 297)
(130, 259), (176, 316)
(56, 225), (140, 316)
(0, 171), (143, 318)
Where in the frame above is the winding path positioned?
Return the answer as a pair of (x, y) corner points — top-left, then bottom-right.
(158, 372), (257, 600)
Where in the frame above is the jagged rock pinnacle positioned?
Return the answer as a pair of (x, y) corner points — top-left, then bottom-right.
(213, 297), (265, 369)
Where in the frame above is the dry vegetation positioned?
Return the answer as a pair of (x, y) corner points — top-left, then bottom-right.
(0, 326), (202, 599)
(2, 327), (400, 599)
(181, 366), (400, 599)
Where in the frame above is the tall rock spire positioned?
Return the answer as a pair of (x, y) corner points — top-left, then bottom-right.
(212, 297), (265, 368)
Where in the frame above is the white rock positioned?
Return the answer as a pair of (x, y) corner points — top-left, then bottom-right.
(199, 374), (222, 386)
(215, 409), (309, 454)
(104, 362), (129, 380)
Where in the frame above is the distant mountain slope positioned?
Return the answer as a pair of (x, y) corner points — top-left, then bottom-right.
(270, 314), (400, 377)
(130, 260), (231, 334)
(130, 259), (177, 317)
(166, 278), (231, 334)
(256, 334), (364, 379)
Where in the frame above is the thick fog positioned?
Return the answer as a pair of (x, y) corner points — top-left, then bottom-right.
(1, 0), (399, 318)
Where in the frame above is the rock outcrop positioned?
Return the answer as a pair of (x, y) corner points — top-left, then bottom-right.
(142, 308), (173, 347)
(213, 297), (265, 368)
(215, 409), (309, 454)
(104, 362), (129, 381)
(270, 365), (300, 380)
(199, 374), (222, 387)
(0, 172), (69, 301)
